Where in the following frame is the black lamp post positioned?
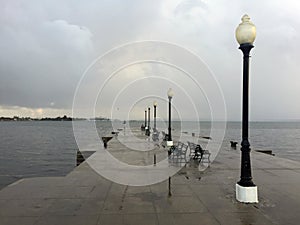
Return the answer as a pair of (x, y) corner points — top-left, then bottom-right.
(144, 108), (147, 134)
(146, 107), (151, 136)
(145, 109), (147, 126)
(153, 101), (157, 131)
(152, 100), (159, 141)
(141, 109), (146, 131)
(235, 14), (258, 203)
(167, 88), (174, 146)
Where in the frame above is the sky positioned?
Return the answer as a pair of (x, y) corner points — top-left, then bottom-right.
(1, 0), (300, 121)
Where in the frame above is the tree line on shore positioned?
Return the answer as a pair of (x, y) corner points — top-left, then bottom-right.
(0, 115), (111, 121)
(0, 115), (73, 121)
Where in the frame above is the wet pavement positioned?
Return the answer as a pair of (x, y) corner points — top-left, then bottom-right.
(1, 131), (300, 225)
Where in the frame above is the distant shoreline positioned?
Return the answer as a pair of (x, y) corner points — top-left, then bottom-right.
(1, 117), (300, 123)
(0, 116), (110, 122)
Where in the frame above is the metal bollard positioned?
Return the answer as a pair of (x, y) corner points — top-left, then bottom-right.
(168, 176), (172, 197)
(154, 154), (156, 166)
(102, 136), (113, 149)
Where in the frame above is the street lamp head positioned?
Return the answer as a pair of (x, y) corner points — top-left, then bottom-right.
(235, 14), (256, 45)
(167, 88), (174, 98)
(153, 101), (158, 107)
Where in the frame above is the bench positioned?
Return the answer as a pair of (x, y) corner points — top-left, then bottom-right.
(187, 141), (211, 163)
(152, 131), (160, 141)
(169, 141), (189, 163)
(161, 131), (169, 141)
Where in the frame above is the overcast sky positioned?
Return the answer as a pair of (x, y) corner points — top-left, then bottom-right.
(1, 0), (300, 121)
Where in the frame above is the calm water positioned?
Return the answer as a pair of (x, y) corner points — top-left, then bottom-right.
(0, 121), (300, 189)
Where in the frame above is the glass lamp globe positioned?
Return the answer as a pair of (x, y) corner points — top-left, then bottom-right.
(167, 88), (174, 98)
(235, 14), (256, 45)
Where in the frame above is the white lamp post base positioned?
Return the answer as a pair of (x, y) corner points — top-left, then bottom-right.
(167, 141), (173, 147)
(236, 183), (258, 203)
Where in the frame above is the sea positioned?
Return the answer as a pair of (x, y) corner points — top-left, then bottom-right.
(1, 120), (300, 189)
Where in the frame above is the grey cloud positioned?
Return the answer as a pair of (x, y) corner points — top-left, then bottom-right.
(1, 0), (300, 120)
(0, 6), (94, 109)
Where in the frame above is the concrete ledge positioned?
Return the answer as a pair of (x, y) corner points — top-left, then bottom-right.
(236, 183), (258, 203)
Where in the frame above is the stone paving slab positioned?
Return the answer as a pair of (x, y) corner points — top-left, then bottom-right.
(1, 133), (300, 224)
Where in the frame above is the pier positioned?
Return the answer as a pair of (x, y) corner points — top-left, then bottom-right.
(1, 131), (300, 225)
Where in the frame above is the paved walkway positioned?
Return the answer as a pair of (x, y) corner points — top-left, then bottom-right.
(1, 131), (300, 225)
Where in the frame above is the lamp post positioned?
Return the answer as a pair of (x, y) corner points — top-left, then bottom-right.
(153, 101), (157, 131)
(144, 108), (147, 134)
(167, 88), (174, 146)
(152, 101), (159, 141)
(146, 106), (151, 136)
(235, 14), (258, 203)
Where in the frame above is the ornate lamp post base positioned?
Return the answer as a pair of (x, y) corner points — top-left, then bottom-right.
(236, 184), (258, 203)
(166, 141), (173, 147)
